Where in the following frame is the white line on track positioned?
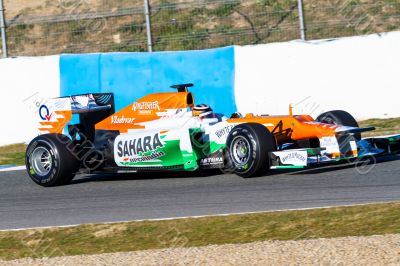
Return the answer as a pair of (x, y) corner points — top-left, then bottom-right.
(0, 166), (26, 172)
(1, 200), (398, 232)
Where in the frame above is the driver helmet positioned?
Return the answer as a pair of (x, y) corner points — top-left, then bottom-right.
(193, 104), (216, 119)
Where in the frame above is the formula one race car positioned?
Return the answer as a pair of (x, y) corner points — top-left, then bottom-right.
(26, 84), (400, 186)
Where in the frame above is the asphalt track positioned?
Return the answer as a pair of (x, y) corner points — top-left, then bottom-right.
(0, 156), (399, 230)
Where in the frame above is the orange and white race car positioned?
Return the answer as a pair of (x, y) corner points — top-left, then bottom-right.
(26, 84), (400, 186)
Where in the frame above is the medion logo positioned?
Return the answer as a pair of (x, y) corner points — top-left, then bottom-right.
(132, 101), (160, 111)
(111, 115), (135, 124)
(281, 152), (306, 163)
(117, 133), (164, 157)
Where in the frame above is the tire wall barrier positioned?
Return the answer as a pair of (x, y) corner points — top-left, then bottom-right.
(0, 31), (399, 145)
(59, 47), (236, 116)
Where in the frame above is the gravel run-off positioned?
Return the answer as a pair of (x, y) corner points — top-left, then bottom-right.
(2, 234), (400, 265)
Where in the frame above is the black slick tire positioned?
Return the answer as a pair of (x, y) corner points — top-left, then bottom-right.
(316, 110), (361, 141)
(26, 134), (79, 187)
(225, 123), (276, 178)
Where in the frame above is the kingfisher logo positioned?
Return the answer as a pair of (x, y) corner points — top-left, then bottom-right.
(132, 101), (160, 112)
(39, 105), (53, 121)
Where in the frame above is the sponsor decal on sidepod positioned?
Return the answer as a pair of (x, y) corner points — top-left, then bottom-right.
(117, 133), (164, 158)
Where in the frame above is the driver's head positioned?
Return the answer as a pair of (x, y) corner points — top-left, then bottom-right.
(193, 104), (215, 119)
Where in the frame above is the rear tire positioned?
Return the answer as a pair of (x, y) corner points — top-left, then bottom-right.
(316, 110), (361, 141)
(225, 123), (276, 178)
(26, 134), (79, 187)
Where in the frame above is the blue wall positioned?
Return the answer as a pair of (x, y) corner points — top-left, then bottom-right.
(60, 47), (236, 116)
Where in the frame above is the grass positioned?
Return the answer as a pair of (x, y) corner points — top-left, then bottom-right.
(0, 202), (399, 261)
(0, 143), (26, 166)
(359, 117), (400, 138)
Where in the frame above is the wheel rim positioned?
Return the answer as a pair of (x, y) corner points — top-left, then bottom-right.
(230, 136), (251, 166)
(30, 147), (52, 176)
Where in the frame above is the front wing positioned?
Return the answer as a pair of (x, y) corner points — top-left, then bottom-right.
(270, 135), (400, 169)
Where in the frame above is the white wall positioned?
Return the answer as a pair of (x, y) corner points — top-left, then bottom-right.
(0, 56), (60, 146)
(234, 31), (400, 120)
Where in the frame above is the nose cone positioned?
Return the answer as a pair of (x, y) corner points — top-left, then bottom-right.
(291, 118), (339, 140)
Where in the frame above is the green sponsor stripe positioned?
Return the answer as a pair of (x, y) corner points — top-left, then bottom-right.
(210, 142), (225, 154)
(158, 140), (185, 166)
(270, 166), (305, 169)
(121, 161), (163, 167)
(388, 136), (400, 144)
(306, 148), (322, 157)
(181, 150), (199, 170)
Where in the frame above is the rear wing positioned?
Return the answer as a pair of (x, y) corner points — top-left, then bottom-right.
(61, 93), (115, 114)
(37, 93), (114, 135)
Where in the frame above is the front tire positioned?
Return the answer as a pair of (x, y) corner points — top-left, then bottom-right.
(316, 110), (361, 141)
(225, 123), (276, 178)
(26, 134), (79, 187)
